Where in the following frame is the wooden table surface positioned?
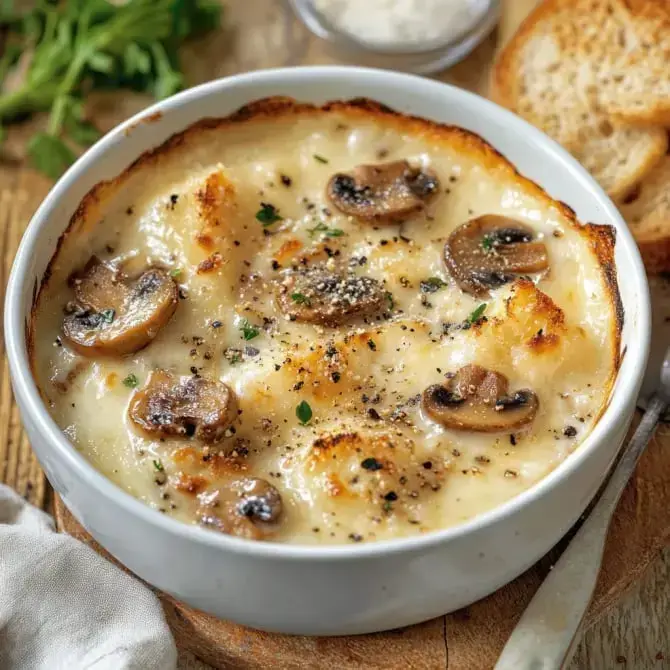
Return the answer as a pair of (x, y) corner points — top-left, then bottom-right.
(0, 1), (668, 668)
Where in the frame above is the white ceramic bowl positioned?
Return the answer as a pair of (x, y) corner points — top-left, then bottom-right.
(5, 67), (650, 636)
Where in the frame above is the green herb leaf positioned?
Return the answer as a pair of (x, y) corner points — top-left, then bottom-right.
(467, 303), (487, 324)
(239, 319), (259, 341)
(255, 202), (282, 226)
(385, 291), (394, 311)
(150, 42), (183, 100)
(307, 222), (327, 236)
(420, 277), (447, 293)
(307, 222), (344, 238)
(481, 234), (493, 252)
(100, 308), (115, 323)
(313, 154), (329, 164)
(170, 268), (182, 278)
(291, 292), (311, 306)
(123, 373), (139, 388)
(171, 0), (222, 38)
(296, 400), (312, 425)
(123, 42), (152, 76)
(65, 116), (101, 147)
(88, 51), (115, 74)
(153, 459), (164, 472)
(27, 132), (76, 179)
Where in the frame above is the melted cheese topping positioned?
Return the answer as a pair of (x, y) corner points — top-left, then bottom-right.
(31, 104), (619, 545)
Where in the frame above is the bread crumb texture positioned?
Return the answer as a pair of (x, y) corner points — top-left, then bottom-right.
(493, 0), (670, 270)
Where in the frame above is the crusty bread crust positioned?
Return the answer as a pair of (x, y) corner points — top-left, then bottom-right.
(492, 0), (670, 268)
(493, 0), (670, 125)
(30, 96), (623, 372)
(491, 0), (668, 200)
(620, 155), (670, 274)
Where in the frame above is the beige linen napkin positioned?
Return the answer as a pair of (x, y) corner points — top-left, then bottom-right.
(0, 484), (177, 670)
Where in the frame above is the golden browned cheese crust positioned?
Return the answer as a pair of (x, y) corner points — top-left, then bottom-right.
(30, 97), (622, 545)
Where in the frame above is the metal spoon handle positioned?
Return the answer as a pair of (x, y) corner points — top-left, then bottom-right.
(495, 393), (668, 670)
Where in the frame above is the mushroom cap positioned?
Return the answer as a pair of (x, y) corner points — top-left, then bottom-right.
(327, 160), (439, 223)
(197, 477), (282, 540)
(62, 258), (178, 356)
(444, 216), (549, 297)
(128, 370), (238, 444)
(276, 265), (388, 326)
(422, 364), (538, 432)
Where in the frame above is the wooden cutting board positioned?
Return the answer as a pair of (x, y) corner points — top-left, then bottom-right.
(16, 0), (670, 667)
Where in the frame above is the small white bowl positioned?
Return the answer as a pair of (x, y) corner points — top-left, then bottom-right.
(288, 0), (500, 74)
(5, 67), (650, 635)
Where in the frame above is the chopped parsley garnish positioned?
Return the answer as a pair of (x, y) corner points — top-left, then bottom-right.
(467, 303), (487, 324)
(122, 373), (139, 388)
(153, 460), (164, 472)
(361, 457), (383, 471)
(296, 400), (313, 425)
(385, 291), (394, 310)
(255, 202), (282, 226)
(420, 277), (447, 293)
(230, 354), (242, 364)
(481, 234), (494, 252)
(239, 319), (260, 341)
(367, 339), (377, 351)
(100, 308), (115, 323)
(313, 154), (329, 164)
(291, 292), (311, 306)
(307, 222), (344, 238)
(170, 268), (182, 278)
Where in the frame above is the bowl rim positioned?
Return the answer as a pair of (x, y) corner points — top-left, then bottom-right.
(5, 65), (651, 561)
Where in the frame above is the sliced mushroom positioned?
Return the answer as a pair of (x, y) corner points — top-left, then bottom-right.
(444, 216), (549, 297)
(62, 257), (178, 356)
(276, 265), (387, 326)
(327, 160), (439, 223)
(128, 370), (237, 444)
(197, 478), (282, 540)
(422, 364), (538, 432)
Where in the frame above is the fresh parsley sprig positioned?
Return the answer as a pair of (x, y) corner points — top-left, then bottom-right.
(0, 0), (222, 178)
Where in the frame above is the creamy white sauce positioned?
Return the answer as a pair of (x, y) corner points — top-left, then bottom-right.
(31, 105), (618, 545)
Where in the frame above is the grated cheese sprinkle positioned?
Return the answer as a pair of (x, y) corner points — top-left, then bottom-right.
(311, 0), (490, 48)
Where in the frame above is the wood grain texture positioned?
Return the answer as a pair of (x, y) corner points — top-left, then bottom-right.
(2, 0), (669, 667)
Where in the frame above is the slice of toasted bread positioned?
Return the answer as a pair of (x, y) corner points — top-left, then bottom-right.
(560, 112), (667, 200)
(619, 155), (670, 274)
(491, 0), (668, 199)
(494, 0), (670, 125)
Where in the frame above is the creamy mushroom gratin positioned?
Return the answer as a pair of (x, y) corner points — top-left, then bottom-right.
(30, 98), (623, 545)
